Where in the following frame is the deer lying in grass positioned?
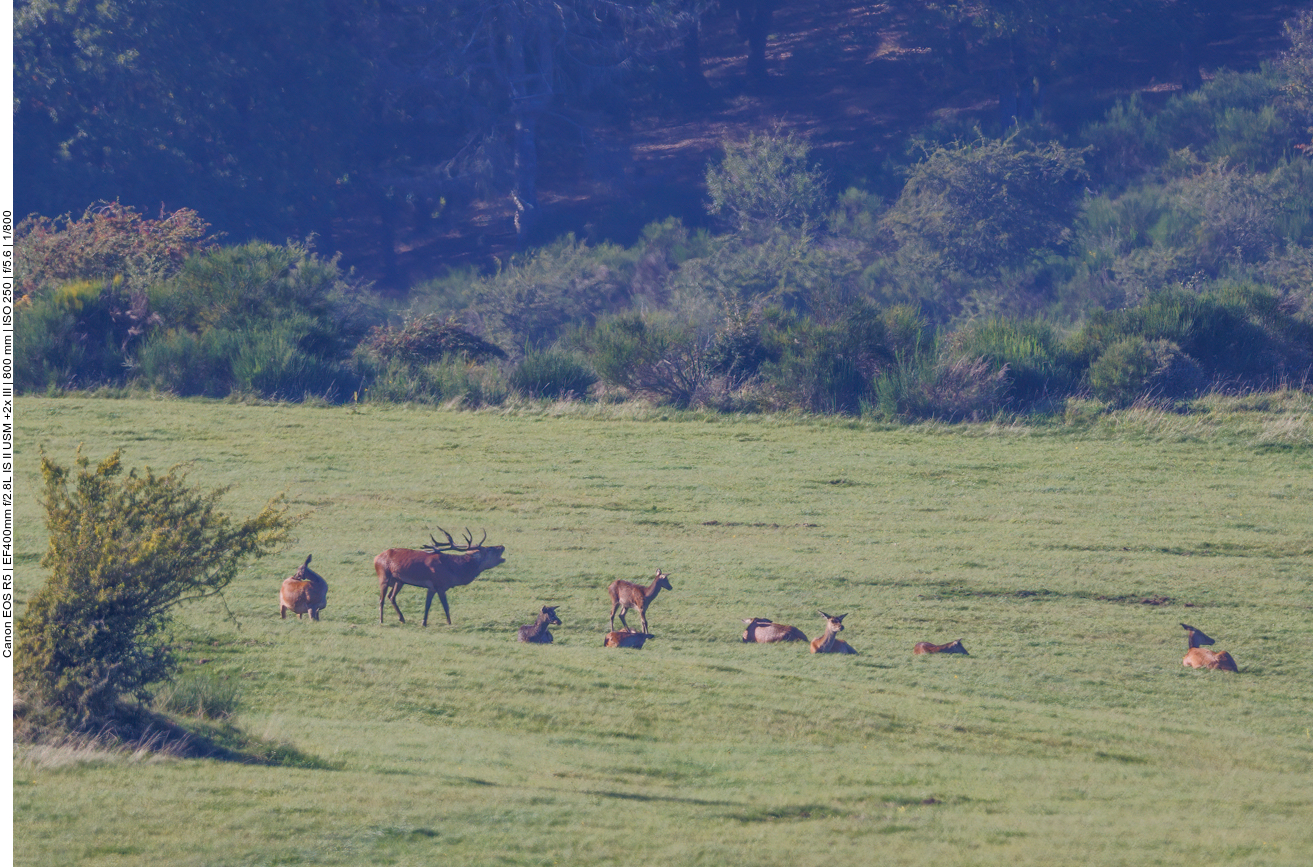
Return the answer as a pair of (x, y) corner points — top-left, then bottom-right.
(607, 569), (672, 633)
(280, 555), (329, 621)
(603, 629), (653, 648)
(913, 639), (968, 655)
(741, 618), (808, 643)
(1180, 622), (1239, 671)
(810, 612), (858, 654)
(376, 527), (505, 626)
(517, 606), (562, 643)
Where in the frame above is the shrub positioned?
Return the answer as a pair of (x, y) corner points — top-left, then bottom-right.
(476, 236), (633, 350)
(872, 352), (1009, 422)
(705, 130), (828, 238)
(590, 313), (709, 408)
(357, 356), (507, 407)
(14, 273), (165, 392)
(365, 314), (507, 367)
(760, 303), (891, 414)
(1087, 337), (1204, 406)
(15, 451), (292, 732)
(140, 240), (379, 400)
(882, 136), (1089, 277)
(14, 202), (215, 298)
(950, 318), (1080, 407)
(509, 349), (598, 399)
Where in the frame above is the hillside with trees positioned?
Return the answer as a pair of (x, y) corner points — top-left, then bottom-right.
(14, 0), (1313, 419)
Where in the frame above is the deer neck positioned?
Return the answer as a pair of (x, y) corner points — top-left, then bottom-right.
(815, 624), (842, 652)
(437, 551), (483, 586)
(644, 579), (666, 603)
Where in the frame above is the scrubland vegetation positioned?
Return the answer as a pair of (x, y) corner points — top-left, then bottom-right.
(12, 397), (1313, 865)
(14, 9), (1313, 420)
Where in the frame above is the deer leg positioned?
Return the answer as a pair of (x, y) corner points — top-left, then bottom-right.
(610, 602), (620, 631)
(422, 589), (436, 627)
(437, 589), (452, 625)
(311, 609), (319, 622)
(389, 584), (406, 624)
(639, 610), (649, 633)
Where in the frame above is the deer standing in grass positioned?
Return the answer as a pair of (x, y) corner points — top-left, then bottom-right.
(1181, 622), (1239, 672)
(741, 618), (808, 643)
(517, 606), (562, 643)
(280, 555), (329, 621)
(810, 612), (858, 654)
(607, 569), (672, 633)
(914, 639), (968, 655)
(376, 528), (505, 626)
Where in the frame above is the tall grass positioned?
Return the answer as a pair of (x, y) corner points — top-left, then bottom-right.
(13, 396), (1313, 866)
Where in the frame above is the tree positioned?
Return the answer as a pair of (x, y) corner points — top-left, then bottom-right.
(365, 0), (683, 244)
(13, 0), (369, 241)
(882, 136), (1088, 276)
(704, 130), (828, 238)
(16, 451), (294, 732)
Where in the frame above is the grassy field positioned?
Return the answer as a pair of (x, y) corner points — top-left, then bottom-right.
(12, 395), (1313, 866)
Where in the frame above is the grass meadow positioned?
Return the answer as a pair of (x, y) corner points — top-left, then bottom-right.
(11, 395), (1313, 866)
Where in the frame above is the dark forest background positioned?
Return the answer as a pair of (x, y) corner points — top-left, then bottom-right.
(14, 0), (1313, 418)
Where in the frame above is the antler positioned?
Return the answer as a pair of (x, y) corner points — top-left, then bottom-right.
(422, 526), (486, 553)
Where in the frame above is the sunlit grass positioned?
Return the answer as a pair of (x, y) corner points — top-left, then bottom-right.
(13, 396), (1313, 866)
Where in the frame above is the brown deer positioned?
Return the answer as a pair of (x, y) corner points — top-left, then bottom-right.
(810, 611), (858, 654)
(376, 527), (505, 626)
(517, 606), (562, 643)
(607, 569), (672, 633)
(913, 639), (968, 655)
(603, 629), (654, 648)
(1180, 622), (1239, 671)
(741, 618), (808, 643)
(280, 555), (329, 621)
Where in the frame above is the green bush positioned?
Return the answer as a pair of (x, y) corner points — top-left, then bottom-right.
(509, 349), (597, 399)
(14, 277), (147, 392)
(950, 318), (1079, 407)
(882, 136), (1089, 277)
(357, 356), (507, 407)
(1087, 337), (1204, 406)
(230, 326), (358, 401)
(705, 130), (828, 238)
(590, 313), (708, 408)
(761, 303), (890, 414)
(134, 329), (244, 398)
(15, 451), (291, 732)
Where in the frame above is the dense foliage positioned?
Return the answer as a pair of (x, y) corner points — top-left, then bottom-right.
(13, 8), (1313, 418)
(16, 451), (292, 732)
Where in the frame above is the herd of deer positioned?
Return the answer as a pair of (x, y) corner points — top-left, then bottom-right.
(278, 530), (1241, 670)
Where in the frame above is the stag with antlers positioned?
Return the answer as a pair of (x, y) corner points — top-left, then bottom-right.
(376, 527), (505, 626)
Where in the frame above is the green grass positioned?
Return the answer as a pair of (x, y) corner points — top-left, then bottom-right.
(13, 395), (1313, 866)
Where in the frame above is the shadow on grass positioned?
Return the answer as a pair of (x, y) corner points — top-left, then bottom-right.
(17, 702), (341, 770)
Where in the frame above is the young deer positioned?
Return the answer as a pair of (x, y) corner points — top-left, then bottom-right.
(913, 638), (968, 655)
(741, 618), (808, 643)
(1180, 622), (1239, 671)
(810, 611), (858, 654)
(607, 569), (673, 633)
(603, 629), (654, 648)
(517, 605), (562, 643)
